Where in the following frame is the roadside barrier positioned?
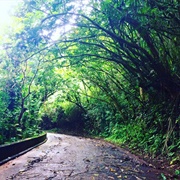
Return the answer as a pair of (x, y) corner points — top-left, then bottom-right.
(0, 133), (47, 165)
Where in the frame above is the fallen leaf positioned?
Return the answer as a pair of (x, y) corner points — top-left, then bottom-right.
(134, 176), (143, 180)
(110, 168), (116, 172)
(108, 176), (115, 179)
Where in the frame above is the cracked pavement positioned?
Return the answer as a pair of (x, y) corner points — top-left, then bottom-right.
(0, 133), (161, 180)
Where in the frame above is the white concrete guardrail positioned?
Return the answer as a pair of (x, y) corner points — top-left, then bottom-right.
(0, 133), (47, 165)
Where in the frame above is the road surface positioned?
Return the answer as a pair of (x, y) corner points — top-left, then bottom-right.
(0, 133), (161, 179)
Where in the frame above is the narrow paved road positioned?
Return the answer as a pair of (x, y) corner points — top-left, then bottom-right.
(0, 133), (161, 180)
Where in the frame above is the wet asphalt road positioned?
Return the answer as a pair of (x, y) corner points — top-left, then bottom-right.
(0, 133), (161, 180)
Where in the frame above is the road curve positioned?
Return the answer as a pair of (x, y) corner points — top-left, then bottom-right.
(0, 133), (160, 180)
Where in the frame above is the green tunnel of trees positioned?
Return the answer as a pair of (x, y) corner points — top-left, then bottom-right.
(0, 0), (179, 159)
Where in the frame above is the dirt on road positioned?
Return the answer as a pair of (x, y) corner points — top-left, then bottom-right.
(0, 133), (162, 180)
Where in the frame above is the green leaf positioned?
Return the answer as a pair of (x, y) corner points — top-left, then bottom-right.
(175, 170), (180, 176)
(161, 173), (167, 180)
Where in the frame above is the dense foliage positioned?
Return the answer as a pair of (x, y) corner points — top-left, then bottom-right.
(0, 0), (179, 162)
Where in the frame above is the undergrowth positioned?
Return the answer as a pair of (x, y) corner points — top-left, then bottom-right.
(105, 121), (180, 166)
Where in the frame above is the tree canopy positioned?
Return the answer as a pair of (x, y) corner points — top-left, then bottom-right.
(0, 0), (179, 160)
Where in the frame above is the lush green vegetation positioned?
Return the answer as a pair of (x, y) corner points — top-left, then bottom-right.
(0, 0), (179, 163)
